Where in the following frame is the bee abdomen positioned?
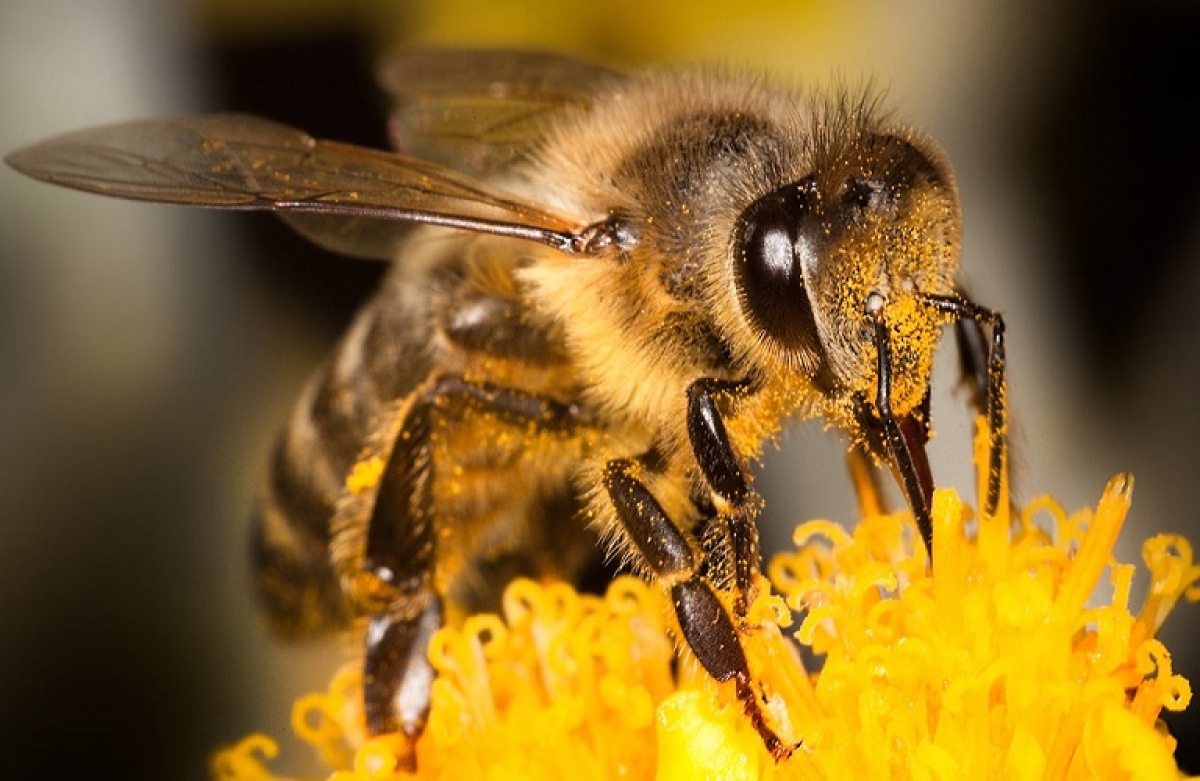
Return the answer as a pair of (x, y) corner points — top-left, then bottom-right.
(252, 386), (355, 637)
(253, 301), (429, 637)
(252, 498), (349, 637)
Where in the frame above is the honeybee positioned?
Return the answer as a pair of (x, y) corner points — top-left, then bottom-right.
(7, 49), (1006, 764)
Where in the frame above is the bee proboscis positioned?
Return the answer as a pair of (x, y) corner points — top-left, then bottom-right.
(7, 49), (1007, 765)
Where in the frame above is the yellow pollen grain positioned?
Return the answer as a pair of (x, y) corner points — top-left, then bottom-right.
(346, 457), (385, 495)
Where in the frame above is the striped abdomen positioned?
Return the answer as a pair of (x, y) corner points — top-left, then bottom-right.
(252, 268), (435, 637)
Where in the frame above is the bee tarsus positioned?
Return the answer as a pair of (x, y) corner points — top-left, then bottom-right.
(734, 671), (797, 761)
(362, 590), (443, 750)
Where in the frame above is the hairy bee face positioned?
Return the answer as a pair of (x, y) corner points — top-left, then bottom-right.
(732, 131), (961, 419)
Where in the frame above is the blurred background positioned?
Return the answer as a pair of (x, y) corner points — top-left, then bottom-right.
(1, 0), (1196, 777)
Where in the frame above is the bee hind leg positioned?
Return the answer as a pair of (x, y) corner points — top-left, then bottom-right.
(358, 374), (587, 765)
(354, 386), (442, 769)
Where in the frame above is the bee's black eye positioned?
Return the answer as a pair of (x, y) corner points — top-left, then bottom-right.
(735, 179), (821, 353)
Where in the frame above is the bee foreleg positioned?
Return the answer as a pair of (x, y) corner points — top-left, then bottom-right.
(923, 293), (1008, 516)
(604, 459), (792, 761)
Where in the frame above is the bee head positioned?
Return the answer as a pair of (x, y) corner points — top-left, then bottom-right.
(732, 130), (961, 423)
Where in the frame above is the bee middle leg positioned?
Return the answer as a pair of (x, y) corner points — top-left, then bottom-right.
(600, 376), (795, 760)
(604, 458), (791, 760)
(686, 378), (762, 615)
(358, 374), (586, 756)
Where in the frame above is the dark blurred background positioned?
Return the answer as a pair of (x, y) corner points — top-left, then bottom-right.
(1, 1), (1196, 778)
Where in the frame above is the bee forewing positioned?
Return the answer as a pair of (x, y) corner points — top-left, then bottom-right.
(377, 49), (626, 175)
(6, 114), (584, 257)
(5, 114), (309, 206)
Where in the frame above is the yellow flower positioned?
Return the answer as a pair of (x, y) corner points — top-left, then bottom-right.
(211, 422), (1197, 780)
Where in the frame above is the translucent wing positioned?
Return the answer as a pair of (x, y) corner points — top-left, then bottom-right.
(378, 49), (627, 175)
(5, 114), (585, 259)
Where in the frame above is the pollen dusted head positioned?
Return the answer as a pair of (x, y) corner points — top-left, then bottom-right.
(731, 129), (962, 418)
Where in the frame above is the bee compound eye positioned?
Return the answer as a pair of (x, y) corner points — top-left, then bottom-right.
(735, 180), (821, 353)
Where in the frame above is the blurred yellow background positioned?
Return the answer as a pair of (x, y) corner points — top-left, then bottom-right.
(1, 1), (1196, 778)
